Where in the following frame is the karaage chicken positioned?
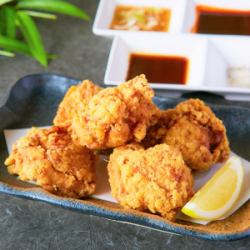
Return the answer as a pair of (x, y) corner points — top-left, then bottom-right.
(143, 99), (230, 171)
(108, 143), (193, 220)
(53, 80), (101, 127)
(164, 99), (230, 171)
(71, 75), (160, 149)
(5, 126), (96, 198)
(142, 109), (175, 148)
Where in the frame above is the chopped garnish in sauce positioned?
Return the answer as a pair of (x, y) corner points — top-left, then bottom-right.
(110, 5), (171, 32)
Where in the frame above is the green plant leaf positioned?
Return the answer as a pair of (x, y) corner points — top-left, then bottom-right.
(0, 8), (5, 34)
(0, 49), (15, 57)
(17, 11), (47, 66)
(0, 0), (14, 6)
(0, 6), (16, 38)
(17, 0), (90, 20)
(24, 10), (57, 20)
(4, 6), (16, 38)
(0, 35), (30, 55)
(0, 7), (9, 36)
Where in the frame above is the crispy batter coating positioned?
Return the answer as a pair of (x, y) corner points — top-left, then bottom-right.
(108, 143), (193, 220)
(53, 80), (101, 127)
(142, 109), (175, 148)
(163, 99), (230, 171)
(4, 126), (96, 198)
(72, 75), (160, 149)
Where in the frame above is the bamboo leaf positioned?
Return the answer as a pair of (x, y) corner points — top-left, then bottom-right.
(0, 0), (14, 6)
(4, 7), (16, 38)
(0, 7), (8, 35)
(24, 10), (57, 20)
(0, 49), (15, 57)
(0, 35), (30, 55)
(0, 6), (16, 38)
(0, 35), (54, 60)
(0, 8), (5, 34)
(17, 11), (47, 66)
(17, 0), (90, 20)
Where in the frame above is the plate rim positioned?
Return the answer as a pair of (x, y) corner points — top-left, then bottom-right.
(0, 182), (249, 241)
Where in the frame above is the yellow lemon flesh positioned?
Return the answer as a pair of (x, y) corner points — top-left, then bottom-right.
(182, 156), (244, 221)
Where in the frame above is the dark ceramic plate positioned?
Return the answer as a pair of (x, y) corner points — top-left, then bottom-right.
(1, 73), (250, 241)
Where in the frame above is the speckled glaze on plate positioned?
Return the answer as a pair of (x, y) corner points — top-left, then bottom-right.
(0, 73), (250, 241)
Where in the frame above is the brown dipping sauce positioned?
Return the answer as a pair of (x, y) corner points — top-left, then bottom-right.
(127, 54), (188, 84)
(192, 5), (250, 35)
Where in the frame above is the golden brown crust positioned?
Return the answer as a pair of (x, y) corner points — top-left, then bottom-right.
(72, 75), (160, 149)
(53, 80), (101, 127)
(163, 99), (230, 171)
(142, 109), (175, 148)
(143, 99), (230, 171)
(4, 126), (96, 198)
(107, 143), (193, 220)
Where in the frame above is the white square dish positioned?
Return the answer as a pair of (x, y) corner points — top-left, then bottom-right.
(204, 36), (250, 89)
(104, 33), (250, 99)
(104, 33), (208, 88)
(93, 0), (187, 37)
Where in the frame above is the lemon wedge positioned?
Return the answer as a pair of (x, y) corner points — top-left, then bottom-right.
(182, 156), (244, 221)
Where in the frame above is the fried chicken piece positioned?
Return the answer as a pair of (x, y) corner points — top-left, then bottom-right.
(163, 99), (230, 171)
(108, 143), (193, 220)
(72, 75), (160, 149)
(142, 109), (175, 148)
(53, 80), (101, 127)
(4, 126), (96, 198)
